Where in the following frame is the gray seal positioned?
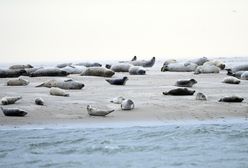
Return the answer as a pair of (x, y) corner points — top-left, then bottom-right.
(130, 57), (156, 67)
(163, 88), (195, 96)
(9, 64), (33, 70)
(0, 69), (26, 78)
(30, 68), (68, 77)
(87, 105), (114, 116)
(36, 79), (84, 90)
(1, 96), (22, 105)
(7, 78), (29, 86)
(0, 107), (27, 117)
(81, 67), (115, 77)
(110, 63), (132, 72)
(222, 77), (240, 84)
(241, 71), (248, 80)
(35, 98), (45, 105)
(194, 65), (220, 74)
(76, 62), (102, 67)
(175, 79), (197, 87)
(56, 63), (72, 68)
(105, 76), (128, 85)
(219, 96), (244, 103)
(129, 66), (146, 75)
(161, 62), (197, 72)
(49, 87), (69, 97)
(121, 99), (135, 110)
(195, 92), (207, 101)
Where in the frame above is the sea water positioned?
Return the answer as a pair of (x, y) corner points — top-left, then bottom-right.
(0, 122), (248, 168)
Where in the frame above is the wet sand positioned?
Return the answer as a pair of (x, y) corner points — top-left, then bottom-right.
(0, 62), (248, 128)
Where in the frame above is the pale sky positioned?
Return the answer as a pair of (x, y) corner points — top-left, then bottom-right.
(0, 0), (248, 63)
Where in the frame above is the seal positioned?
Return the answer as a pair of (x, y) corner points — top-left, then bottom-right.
(87, 105), (114, 116)
(229, 64), (248, 73)
(49, 87), (69, 97)
(195, 92), (207, 100)
(121, 99), (135, 110)
(30, 68), (68, 77)
(226, 70), (245, 79)
(222, 76), (240, 84)
(110, 96), (125, 104)
(56, 63), (72, 68)
(81, 67), (115, 77)
(130, 57), (156, 67)
(35, 98), (45, 105)
(203, 60), (225, 70)
(60, 65), (86, 74)
(175, 79), (197, 87)
(186, 57), (209, 66)
(7, 78), (29, 86)
(9, 64), (33, 70)
(76, 62), (102, 67)
(23, 67), (43, 76)
(163, 88), (195, 96)
(119, 56), (137, 63)
(0, 107), (27, 117)
(161, 62), (197, 72)
(194, 65), (220, 74)
(241, 71), (248, 80)
(36, 79), (85, 90)
(0, 69), (26, 78)
(162, 59), (177, 67)
(105, 76), (128, 85)
(219, 96), (244, 103)
(110, 63), (132, 72)
(1, 96), (22, 105)
(129, 66), (146, 75)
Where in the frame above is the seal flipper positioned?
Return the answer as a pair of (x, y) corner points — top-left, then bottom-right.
(162, 92), (168, 95)
(36, 83), (45, 87)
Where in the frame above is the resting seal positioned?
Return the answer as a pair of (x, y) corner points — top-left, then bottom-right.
(161, 62), (197, 72)
(129, 66), (146, 75)
(195, 92), (207, 100)
(241, 71), (248, 80)
(106, 76), (128, 85)
(1, 96), (22, 105)
(121, 99), (135, 110)
(76, 62), (102, 67)
(56, 63), (72, 68)
(162, 59), (177, 67)
(163, 88), (195, 96)
(49, 87), (69, 97)
(35, 98), (45, 105)
(110, 96), (125, 104)
(36, 79), (84, 90)
(7, 78), (29, 86)
(60, 65), (86, 74)
(9, 64), (33, 70)
(81, 67), (115, 77)
(0, 107), (27, 117)
(175, 79), (197, 87)
(30, 68), (68, 77)
(229, 64), (248, 73)
(186, 57), (209, 66)
(222, 77), (240, 84)
(0, 69), (26, 78)
(130, 57), (156, 67)
(110, 63), (132, 72)
(219, 96), (244, 103)
(87, 105), (114, 116)
(203, 60), (225, 70)
(194, 65), (220, 74)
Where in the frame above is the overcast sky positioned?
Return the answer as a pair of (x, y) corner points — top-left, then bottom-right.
(0, 0), (247, 63)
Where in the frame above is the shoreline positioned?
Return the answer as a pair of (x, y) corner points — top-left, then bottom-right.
(1, 117), (248, 130)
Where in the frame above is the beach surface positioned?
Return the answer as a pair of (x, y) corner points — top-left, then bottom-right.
(0, 58), (248, 128)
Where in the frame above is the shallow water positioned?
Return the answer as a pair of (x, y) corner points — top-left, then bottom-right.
(0, 122), (248, 168)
